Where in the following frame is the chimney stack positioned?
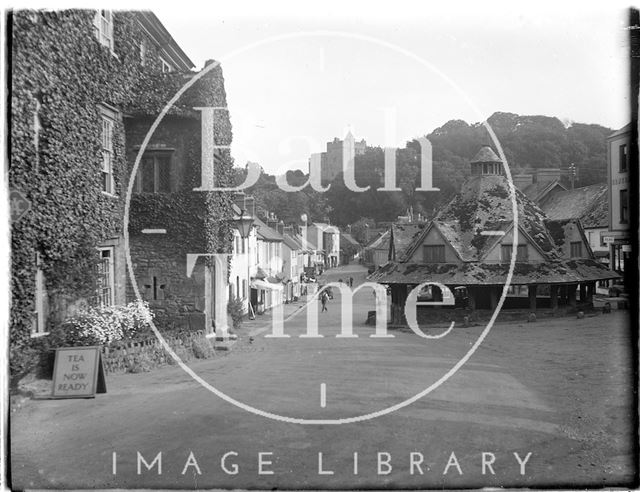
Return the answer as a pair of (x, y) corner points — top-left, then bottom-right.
(232, 192), (246, 213)
(245, 196), (255, 217)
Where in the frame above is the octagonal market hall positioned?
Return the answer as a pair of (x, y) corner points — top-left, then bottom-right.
(369, 146), (621, 325)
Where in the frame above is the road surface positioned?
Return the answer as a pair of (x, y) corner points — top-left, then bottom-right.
(10, 265), (636, 489)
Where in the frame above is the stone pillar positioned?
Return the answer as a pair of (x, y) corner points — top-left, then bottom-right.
(489, 285), (498, 310)
(579, 283), (587, 302)
(528, 285), (537, 311)
(550, 284), (559, 311)
(567, 283), (577, 307)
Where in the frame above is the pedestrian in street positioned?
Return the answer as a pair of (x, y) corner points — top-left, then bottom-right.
(349, 276), (353, 287)
(321, 290), (329, 312)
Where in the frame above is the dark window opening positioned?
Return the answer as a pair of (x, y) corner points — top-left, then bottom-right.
(620, 189), (629, 224)
(137, 153), (172, 193)
(423, 244), (445, 263)
(619, 144), (628, 172)
(570, 241), (582, 258)
(502, 244), (528, 262)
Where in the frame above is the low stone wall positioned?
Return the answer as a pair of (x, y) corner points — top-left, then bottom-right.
(38, 330), (216, 378)
(101, 330), (211, 374)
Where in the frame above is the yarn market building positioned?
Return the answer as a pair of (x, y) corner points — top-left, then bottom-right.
(369, 147), (620, 325)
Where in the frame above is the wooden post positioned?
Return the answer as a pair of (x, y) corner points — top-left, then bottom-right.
(489, 285), (498, 310)
(579, 283), (587, 302)
(567, 284), (577, 307)
(528, 285), (537, 311)
(550, 284), (558, 311)
(467, 285), (477, 311)
(586, 282), (595, 304)
(559, 284), (567, 305)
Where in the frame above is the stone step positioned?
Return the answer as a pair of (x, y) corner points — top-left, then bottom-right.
(214, 339), (237, 351)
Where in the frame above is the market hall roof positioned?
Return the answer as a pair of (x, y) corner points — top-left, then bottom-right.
(422, 173), (559, 261)
(390, 223), (427, 261)
(368, 259), (620, 286)
(367, 146), (618, 286)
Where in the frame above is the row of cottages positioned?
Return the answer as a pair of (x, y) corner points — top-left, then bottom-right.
(11, 9), (235, 356)
(370, 146), (620, 325)
(228, 193), (308, 316)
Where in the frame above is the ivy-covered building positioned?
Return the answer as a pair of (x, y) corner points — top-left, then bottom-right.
(369, 146), (620, 325)
(10, 10), (234, 375)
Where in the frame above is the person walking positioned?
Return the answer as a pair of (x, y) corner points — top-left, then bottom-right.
(349, 276), (353, 287)
(321, 290), (329, 312)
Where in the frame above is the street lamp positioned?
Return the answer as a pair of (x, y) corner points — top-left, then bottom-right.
(232, 196), (255, 318)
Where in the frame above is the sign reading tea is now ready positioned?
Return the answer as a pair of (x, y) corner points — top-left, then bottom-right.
(51, 346), (107, 398)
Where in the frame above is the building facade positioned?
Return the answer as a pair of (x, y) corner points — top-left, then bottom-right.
(606, 124), (632, 272)
(10, 10), (234, 371)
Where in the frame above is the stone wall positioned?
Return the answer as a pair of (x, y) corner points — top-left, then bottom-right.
(128, 235), (207, 331)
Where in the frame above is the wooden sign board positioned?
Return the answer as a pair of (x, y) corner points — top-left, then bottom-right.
(51, 346), (107, 399)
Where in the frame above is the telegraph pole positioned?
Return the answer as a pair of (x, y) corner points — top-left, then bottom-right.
(568, 163), (576, 190)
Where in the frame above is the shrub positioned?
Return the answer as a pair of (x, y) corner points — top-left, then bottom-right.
(227, 297), (245, 331)
(191, 337), (214, 359)
(49, 300), (154, 347)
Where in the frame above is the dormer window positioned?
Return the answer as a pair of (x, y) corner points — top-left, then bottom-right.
(423, 244), (445, 263)
(93, 10), (114, 51)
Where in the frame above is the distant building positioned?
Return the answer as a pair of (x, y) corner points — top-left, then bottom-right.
(540, 184), (609, 264)
(309, 132), (367, 184)
(605, 124), (632, 272)
(512, 168), (567, 203)
(306, 223), (341, 268)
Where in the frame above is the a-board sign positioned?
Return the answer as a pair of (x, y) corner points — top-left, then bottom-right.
(51, 346), (107, 398)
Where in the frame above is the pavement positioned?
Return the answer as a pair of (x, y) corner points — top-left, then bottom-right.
(9, 264), (637, 489)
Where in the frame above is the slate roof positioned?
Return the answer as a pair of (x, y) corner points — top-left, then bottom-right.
(607, 123), (631, 140)
(282, 234), (302, 251)
(391, 223), (427, 261)
(368, 259), (620, 286)
(431, 174), (558, 260)
(253, 217), (283, 242)
(364, 229), (390, 251)
(340, 232), (361, 247)
(521, 180), (566, 202)
(471, 146), (502, 163)
(540, 184), (608, 229)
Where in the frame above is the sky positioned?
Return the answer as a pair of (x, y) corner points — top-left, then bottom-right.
(6, 0), (633, 175)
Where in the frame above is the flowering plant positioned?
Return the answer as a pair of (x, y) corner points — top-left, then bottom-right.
(55, 300), (154, 346)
